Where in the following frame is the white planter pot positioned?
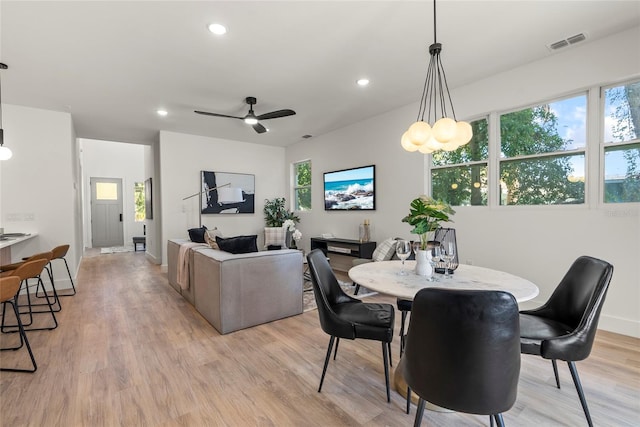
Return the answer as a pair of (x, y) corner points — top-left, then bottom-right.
(414, 249), (433, 277)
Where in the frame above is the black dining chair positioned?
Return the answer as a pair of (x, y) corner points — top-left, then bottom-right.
(403, 288), (521, 427)
(520, 255), (613, 427)
(306, 249), (395, 402)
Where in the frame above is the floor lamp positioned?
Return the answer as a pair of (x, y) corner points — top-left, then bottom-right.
(182, 183), (231, 227)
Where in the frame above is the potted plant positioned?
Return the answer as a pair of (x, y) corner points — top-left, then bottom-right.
(263, 197), (300, 227)
(263, 198), (300, 249)
(402, 195), (455, 276)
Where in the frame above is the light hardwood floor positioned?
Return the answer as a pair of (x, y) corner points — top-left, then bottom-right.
(1, 250), (639, 426)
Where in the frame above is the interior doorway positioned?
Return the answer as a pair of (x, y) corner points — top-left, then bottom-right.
(90, 177), (124, 247)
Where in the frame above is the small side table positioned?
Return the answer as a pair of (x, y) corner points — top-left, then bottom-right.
(133, 236), (146, 251)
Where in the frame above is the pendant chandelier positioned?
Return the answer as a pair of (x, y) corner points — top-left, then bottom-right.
(401, 0), (472, 154)
(0, 62), (12, 161)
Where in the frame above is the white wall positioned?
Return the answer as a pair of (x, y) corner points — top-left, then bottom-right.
(80, 138), (145, 248)
(0, 104), (80, 290)
(286, 27), (640, 337)
(143, 143), (161, 264)
(158, 130), (287, 266)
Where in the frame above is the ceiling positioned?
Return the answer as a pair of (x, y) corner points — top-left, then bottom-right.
(1, 1), (638, 147)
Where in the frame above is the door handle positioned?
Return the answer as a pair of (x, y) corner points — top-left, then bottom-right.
(119, 213), (123, 222)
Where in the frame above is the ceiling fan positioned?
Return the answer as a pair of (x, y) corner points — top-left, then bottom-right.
(195, 96), (296, 134)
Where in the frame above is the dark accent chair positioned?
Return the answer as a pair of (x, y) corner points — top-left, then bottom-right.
(0, 276), (37, 372)
(403, 288), (520, 427)
(520, 255), (613, 427)
(306, 249), (395, 402)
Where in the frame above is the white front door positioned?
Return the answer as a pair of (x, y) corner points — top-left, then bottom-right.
(90, 177), (124, 247)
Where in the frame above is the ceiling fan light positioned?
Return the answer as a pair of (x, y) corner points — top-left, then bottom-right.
(401, 131), (419, 152)
(244, 117), (258, 125)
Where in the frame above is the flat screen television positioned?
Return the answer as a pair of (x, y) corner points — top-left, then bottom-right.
(324, 165), (375, 210)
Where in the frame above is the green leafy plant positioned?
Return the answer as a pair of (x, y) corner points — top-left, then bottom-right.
(263, 198), (300, 227)
(402, 195), (455, 250)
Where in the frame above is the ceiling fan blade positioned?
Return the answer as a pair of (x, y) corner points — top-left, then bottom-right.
(252, 123), (267, 134)
(257, 109), (296, 121)
(194, 110), (244, 120)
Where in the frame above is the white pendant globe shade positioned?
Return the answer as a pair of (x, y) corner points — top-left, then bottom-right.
(456, 121), (473, 144)
(418, 144), (435, 154)
(0, 146), (12, 160)
(401, 131), (419, 152)
(432, 117), (457, 142)
(407, 121), (432, 147)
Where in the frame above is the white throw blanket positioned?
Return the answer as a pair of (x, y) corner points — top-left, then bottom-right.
(177, 242), (208, 290)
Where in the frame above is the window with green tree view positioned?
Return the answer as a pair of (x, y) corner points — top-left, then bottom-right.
(293, 160), (311, 210)
(432, 118), (488, 205)
(499, 94), (587, 205)
(603, 80), (640, 203)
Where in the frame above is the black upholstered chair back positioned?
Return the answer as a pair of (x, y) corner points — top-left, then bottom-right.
(403, 288), (521, 416)
(307, 249), (359, 339)
(525, 255), (613, 361)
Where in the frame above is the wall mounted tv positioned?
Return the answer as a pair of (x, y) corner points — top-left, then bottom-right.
(324, 165), (375, 210)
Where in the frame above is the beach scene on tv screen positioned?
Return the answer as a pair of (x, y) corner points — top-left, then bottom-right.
(324, 166), (374, 210)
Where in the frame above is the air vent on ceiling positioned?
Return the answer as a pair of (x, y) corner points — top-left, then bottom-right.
(302, 134), (313, 139)
(547, 32), (587, 51)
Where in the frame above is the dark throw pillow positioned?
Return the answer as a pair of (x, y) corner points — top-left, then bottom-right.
(216, 235), (259, 254)
(188, 225), (208, 243)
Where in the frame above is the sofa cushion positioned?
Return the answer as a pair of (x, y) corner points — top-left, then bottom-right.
(188, 225), (208, 243)
(216, 235), (259, 254)
(204, 228), (222, 249)
(372, 237), (398, 262)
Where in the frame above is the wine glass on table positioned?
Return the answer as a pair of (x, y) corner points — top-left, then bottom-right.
(396, 239), (411, 276)
(441, 241), (456, 279)
(428, 244), (441, 282)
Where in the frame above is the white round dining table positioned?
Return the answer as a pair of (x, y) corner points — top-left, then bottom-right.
(348, 260), (539, 411)
(348, 260), (539, 303)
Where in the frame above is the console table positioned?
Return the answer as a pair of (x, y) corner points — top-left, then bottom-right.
(310, 237), (376, 272)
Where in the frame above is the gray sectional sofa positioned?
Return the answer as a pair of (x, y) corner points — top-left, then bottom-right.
(167, 239), (303, 334)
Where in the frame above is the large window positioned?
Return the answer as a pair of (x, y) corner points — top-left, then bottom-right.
(432, 118), (489, 206)
(499, 94), (587, 205)
(293, 160), (311, 210)
(603, 80), (640, 203)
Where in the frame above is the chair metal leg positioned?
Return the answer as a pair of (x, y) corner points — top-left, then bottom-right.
(32, 267), (61, 313)
(388, 342), (393, 367)
(354, 283), (360, 295)
(17, 277), (58, 331)
(406, 387), (411, 414)
(58, 257), (77, 296)
(414, 398), (426, 427)
(567, 361), (593, 427)
(0, 300), (37, 373)
(333, 337), (340, 360)
(318, 336), (335, 392)
(400, 310), (407, 358)
(494, 414), (505, 427)
(382, 342), (390, 402)
(552, 359), (561, 388)
(490, 415), (494, 427)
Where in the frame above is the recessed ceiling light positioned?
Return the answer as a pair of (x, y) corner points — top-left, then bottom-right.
(157, 109), (168, 117)
(208, 23), (227, 35)
(357, 78), (370, 87)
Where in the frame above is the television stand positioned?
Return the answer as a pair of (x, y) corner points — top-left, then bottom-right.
(310, 237), (376, 272)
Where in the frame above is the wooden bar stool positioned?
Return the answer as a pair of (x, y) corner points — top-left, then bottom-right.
(0, 258), (58, 332)
(48, 245), (76, 297)
(0, 276), (37, 373)
(1, 251), (61, 313)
